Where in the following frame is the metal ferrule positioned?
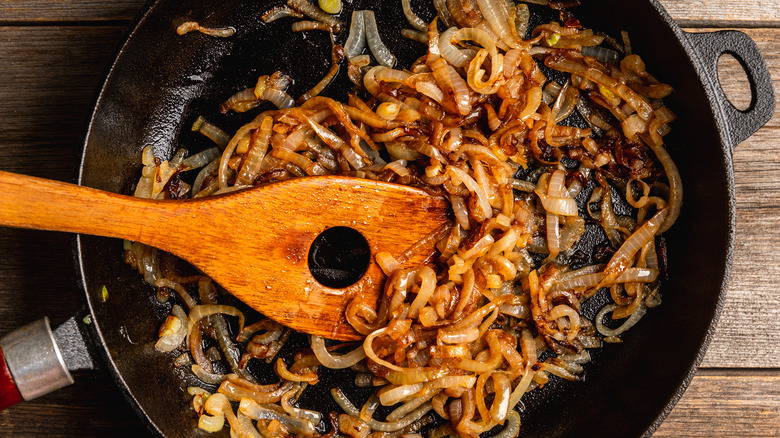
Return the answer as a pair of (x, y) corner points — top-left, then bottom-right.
(0, 317), (74, 401)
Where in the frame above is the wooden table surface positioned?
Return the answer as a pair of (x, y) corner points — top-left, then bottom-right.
(0, 0), (778, 436)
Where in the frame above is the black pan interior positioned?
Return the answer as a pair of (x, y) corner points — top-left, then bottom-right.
(77, 0), (732, 436)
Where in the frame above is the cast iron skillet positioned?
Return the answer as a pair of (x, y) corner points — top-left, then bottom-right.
(75, 0), (775, 436)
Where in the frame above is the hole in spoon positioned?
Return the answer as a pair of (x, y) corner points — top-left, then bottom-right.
(308, 227), (370, 288)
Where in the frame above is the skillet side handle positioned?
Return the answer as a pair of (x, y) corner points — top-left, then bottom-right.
(0, 317), (74, 411)
(685, 30), (775, 151)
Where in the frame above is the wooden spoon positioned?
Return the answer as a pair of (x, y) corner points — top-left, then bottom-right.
(0, 171), (451, 340)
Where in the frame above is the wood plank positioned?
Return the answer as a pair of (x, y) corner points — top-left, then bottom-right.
(0, 0), (142, 22)
(663, 0), (780, 27)
(0, 371), (151, 437)
(655, 373), (780, 437)
(0, 0), (778, 27)
(0, 26), (125, 181)
(696, 28), (780, 367)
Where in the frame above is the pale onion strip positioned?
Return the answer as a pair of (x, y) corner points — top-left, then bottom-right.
(647, 140), (682, 233)
(546, 211), (560, 259)
(177, 22), (235, 38)
(186, 304), (245, 346)
(446, 63), (472, 115)
(379, 383), (424, 406)
(363, 10), (396, 67)
(408, 266), (437, 318)
(310, 335), (366, 369)
(385, 368), (448, 386)
(506, 365), (534, 413)
(402, 28), (428, 43)
(491, 411), (521, 438)
(489, 372), (511, 423)
(548, 304), (581, 341)
(384, 160), (410, 177)
(375, 67), (411, 84)
(192, 158), (219, 196)
(155, 305), (188, 352)
(281, 385), (323, 424)
(363, 65), (384, 96)
(192, 364), (228, 385)
(198, 413), (224, 432)
(275, 358), (319, 384)
(198, 120), (232, 148)
(239, 398), (317, 436)
(401, 0), (427, 31)
(433, 0), (456, 28)
(428, 375), (477, 389)
(457, 348), (502, 373)
(363, 328), (406, 372)
(450, 194), (470, 230)
(476, 0), (521, 49)
(181, 147), (220, 171)
(344, 10), (366, 60)
(416, 81), (445, 104)
(218, 379), (294, 404)
(286, 0), (343, 33)
(236, 412), (263, 438)
(375, 251), (400, 276)
(488, 228), (520, 256)
(155, 278), (198, 310)
(331, 388), (432, 432)
(261, 88), (295, 109)
(552, 267), (658, 291)
(291, 20), (331, 32)
(603, 208), (668, 281)
(595, 303), (648, 336)
(520, 329), (537, 367)
(539, 361), (579, 381)
(438, 327), (479, 344)
(386, 389), (440, 421)
(237, 116), (274, 185)
(439, 27), (472, 68)
(512, 179), (536, 192)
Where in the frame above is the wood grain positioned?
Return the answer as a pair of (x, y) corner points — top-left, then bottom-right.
(655, 373), (780, 437)
(0, 0), (778, 26)
(664, 1), (780, 27)
(0, 0), (143, 22)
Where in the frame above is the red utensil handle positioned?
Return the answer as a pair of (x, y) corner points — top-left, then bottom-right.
(0, 345), (24, 410)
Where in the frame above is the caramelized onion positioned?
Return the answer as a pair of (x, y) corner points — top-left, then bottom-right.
(311, 335), (367, 369)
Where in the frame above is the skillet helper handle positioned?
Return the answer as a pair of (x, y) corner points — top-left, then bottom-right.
(0, 317), (74, 411)
(685, 30), (775, 150)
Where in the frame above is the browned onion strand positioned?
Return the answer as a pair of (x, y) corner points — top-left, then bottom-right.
(129, 1), (682, 436)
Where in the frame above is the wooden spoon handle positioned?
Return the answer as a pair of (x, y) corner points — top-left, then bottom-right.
(0, 170), (201, 254)
(0, 170), (163, 240)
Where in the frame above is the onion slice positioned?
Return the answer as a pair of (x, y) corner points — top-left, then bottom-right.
(311, 335), (366, 369)
(363, 10), (396, 67)
(344, 11), (366, 60)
